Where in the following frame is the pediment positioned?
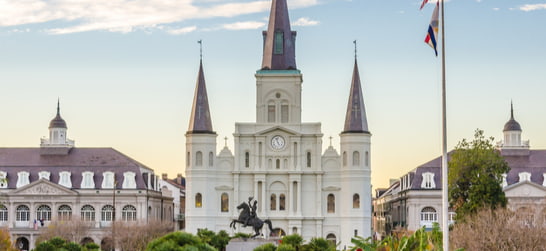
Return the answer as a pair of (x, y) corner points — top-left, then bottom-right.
(256, 126), (300, 136)
(11, 179), (78, 196)
(322, 186), (341, 191)
(504, 181), (546, 198)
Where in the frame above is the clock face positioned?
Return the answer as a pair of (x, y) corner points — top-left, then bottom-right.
(271, 135), (285, 150)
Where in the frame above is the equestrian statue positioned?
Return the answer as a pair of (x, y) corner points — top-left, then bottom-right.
(230, 197), (274, 238)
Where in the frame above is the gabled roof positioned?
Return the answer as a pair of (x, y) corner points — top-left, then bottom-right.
(261, 0), (297, 70)
(10, 178), (79, 196)
(187, 60), (214, 134)
(342, 60), (369, 134)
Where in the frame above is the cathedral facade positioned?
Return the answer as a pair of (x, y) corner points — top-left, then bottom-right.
(184, 0), (372, 247)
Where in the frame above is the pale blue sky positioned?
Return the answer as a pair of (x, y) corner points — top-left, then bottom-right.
(1, 0), (545, 189)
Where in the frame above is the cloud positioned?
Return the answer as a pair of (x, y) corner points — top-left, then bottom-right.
(166, 26), (197, 35)
(493, 7), (500, 11)
(0, 0), (320, 34)
(221, 21), (266, 30)
(519, 4), (546, 11)
(292, 17), (319, 27)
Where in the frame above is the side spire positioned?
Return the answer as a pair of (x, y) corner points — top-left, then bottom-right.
(261, 0), (297, 70)
(342, 48), (369, 134)
(187, 42), (214, 134)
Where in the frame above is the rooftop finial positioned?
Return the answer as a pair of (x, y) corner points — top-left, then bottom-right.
(353, 40), (357, 60)
(510, 100), (514, 119)
(224, 136), (228, 147)
(198, 39), (203, 60)
(57, 98), (60, 115)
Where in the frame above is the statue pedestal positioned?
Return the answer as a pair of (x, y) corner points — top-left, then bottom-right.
(226, 238), (279, 251)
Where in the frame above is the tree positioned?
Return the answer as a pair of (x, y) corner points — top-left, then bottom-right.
(448, 129), (510, 221)
(0, 228), (17, 251)
(281, 234), (303, 249)
(36, 217), (92, 244)
(114, 220), (174, 251)
(146, 231), (215, 251)
(301, 237), (335, 251)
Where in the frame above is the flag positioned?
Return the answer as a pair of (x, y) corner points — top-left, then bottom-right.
(424, 2), (439, 56)
(420, 0), (429, 10)
(33, 219), (38, 230)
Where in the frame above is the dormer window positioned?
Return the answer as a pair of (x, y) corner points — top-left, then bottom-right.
(122, 172), (137, 189)
(16, 171), (30, 188)
(81, 172), (94, 189)
(59, 171), (72, 188)
(502, 174), (507, 188)
(518, 172), (531, 182)
(0, 172), (7, 188)
(102, 171), (115, 189)
(421, 172), (436, 189)
(543, 174), (546, 187)
(39, 171), (50, 180)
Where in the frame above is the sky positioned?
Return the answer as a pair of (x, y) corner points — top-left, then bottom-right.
(1, 0), (545, 190)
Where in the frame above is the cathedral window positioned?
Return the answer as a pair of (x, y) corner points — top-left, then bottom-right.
(16, 171), (30, 188)
(353, 194), (360, 209)
(353, 151), (360, 166)
(58, 205), (72, 221)
(279, 194), (286, 211)
(0, 205), (7, 221)
(102, 171), (115, 189)
(306, 152), (311, 168)
(0, 171), (7, 188)
(16, 205), (30, 221)
(274, 31), (284, 54)
(281, 104), (289, 123)
(327, 194), (335, 213)
(519, 172), (531, 182)
(276, 159), (280, 169)
(196, 151), (203, 166)
(81, 172), (95, 189)
(365, 151), (369, 166)
(38, 171), (50, 180)
(268, 104), (276, 123)
(195, 193), (203, 208)
(221, 193), (229, 212)
(270, 194), (277, 210)
(122, 205), (137, 221)
(342, 152), (347, 167)
(209, 151), (214, 167)
(245, 152), (250, 168)
(101, 205), (115, 222)
(59, 171), (72, 188)
(122, 172), (136, 189)
(81, 205), (95, 221)
(421, 172), (435, 189)
(36, 205), (52, 221)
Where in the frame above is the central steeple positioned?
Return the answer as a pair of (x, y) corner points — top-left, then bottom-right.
(261, 0), (297, 70)
(187, 58), (214, 134)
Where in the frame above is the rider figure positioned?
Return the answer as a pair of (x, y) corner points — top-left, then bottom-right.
(244, 197), (258, 227)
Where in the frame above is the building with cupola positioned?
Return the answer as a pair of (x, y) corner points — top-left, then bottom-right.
(184, 0), (372, 247)
(0, 102), (173, 251)
(373, 103), (546, 238)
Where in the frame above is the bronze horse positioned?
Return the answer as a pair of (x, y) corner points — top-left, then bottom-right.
(230, 202), (274, 238)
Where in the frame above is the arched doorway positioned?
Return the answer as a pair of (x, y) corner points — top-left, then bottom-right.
(101, 237), (114, 251)
(326, 233), (337, 246)
(15, 237), (29, 251)
(80, 237), (95, 245)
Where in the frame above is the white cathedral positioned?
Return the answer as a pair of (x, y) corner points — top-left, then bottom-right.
(184, 0), (372, 247)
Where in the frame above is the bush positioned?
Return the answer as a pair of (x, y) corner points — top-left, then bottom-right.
(254, 242), (277, 251)
(277, 244), (296, 251)
(282, 234), (303, 248)
(146, 231), (216, 251)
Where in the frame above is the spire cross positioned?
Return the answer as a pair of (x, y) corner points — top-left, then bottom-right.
(353, 40), (357, 59)
(198, 40), (203, 60)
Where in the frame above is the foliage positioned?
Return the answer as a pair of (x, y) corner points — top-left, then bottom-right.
(114, 219), (174, 251)
(301, 237), (335, 251)
(253, 242), (277, 251)
(196, 228), (230, 251)
(350, 223), (442, 251)
(451, 207), (545, 250)
(277, 244), (296, 251)
(0, 228), (17, 251)
(281, 234), (303, 248)
(146, 231), (215, 251)
(34, 237), (85, 251)
(232, 232), (252, 239)
(84, 242), (100, 250)
(36, 217), (92, 244)
(448, 129), (510, 221)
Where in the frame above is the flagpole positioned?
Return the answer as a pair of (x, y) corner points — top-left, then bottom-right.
(440, 0), (449, 250)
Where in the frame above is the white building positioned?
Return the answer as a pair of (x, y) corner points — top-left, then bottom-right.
(0, 102), (173, 251)
(184, 0), (372, 247)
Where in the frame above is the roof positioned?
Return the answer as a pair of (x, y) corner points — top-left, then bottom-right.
(49, 101), (67, 129)
(260, 0), (297, 70)
(187, 60), (215, 134)
(342, 59), (369, 134)
(503, 103), (522, 132)
(0, 147), (152, 189)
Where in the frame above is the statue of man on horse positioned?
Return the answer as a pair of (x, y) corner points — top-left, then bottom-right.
(230, 197), (274, 238)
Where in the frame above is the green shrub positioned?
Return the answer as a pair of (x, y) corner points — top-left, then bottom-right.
(277, 244), (296, 251)
(254, 242), (277, 251)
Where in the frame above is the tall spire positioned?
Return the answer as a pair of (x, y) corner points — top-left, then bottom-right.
(49, 99), (67, 129)
(342, 56), (369, 134)
(503, 101), (521, 132)
(261, 0), (297, 70)
(187, 54), (214, 134)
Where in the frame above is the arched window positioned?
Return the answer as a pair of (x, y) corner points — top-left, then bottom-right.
(16, 205), (30, 221)
(279, 194), (286, 211)
(196, 151), (203, 166)
(209, 152), (214, 167)
(195, 193), (202, 208)
(281, 103), (289, 123)
(36, 205), (51, 221)
(327, 194), (335, 213)
(221, 193), (229, 212)
(0, 205), (7, 221)
(268, 104), (276, 123)
(122, 205), (137, 221)
(342, 152), (347, 167)
(352, 151), (360, 166)
(306, 152), (311, 168)
(365, 151), (369, 166)
(420, 207), (438, 227)
(58, 205), (72, 221)
(326, 233), (337, 246)
(81, 205), (95, 221)
(353, 194), (360, 209)
(270, 194), (277, 211)
(245, 151), (250, 168)
(101, 205), (115, 222)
